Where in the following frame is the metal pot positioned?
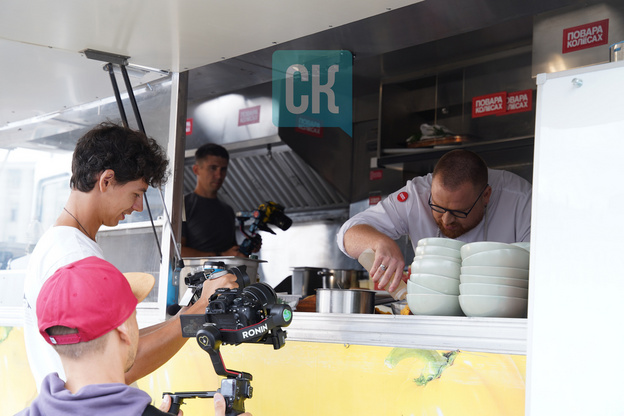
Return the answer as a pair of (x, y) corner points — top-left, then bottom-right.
(316, 288), (376, 314)
(318, 269), (363, 289)
(291, 267), (326, 297)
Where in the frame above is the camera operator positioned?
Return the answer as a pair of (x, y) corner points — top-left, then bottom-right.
(17, 257), (251, 416)
(23, 123), (239, 390)
(181, 143), (261, 258)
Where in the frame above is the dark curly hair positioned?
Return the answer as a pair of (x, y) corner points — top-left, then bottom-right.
(70, 122), (169, 192)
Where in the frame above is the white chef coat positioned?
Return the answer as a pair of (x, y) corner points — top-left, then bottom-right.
(336, 168), (532, 258)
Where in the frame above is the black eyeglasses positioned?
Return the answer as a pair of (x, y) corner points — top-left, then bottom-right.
(428, 184), (489, 219)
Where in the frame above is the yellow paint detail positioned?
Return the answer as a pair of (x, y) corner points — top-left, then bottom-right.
(0, 327), (38, 414)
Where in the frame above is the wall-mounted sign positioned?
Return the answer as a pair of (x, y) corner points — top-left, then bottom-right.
(505, 90), (533, 115)
(472, 92), (507, 118)
(562, 19), (609, 54)
(186, 118), (193, 135)
(295, 115), (323, 137)
(238, 105), (261, 126)
(369, 169), (383, 181)
(368, 193), (382, 206)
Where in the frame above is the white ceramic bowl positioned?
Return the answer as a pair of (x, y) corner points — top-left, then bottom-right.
(459, 282), (528, 298)
(415, 245), (461, 259)
(459, 274), (529, 289)
(410, 273), (460, 295)
(417, 237), (465, 251)
(460, 241), (526, 259)
(458, 294), (527, 318)
(462, 248), (530, 269)
(406, 293), (463, 316)
(414, 254), (461, 264)
(460, 265), (529, 280)
(511, 242), (530, 251)
(412, 257), (461, 279)
(407, 279), (445, 295)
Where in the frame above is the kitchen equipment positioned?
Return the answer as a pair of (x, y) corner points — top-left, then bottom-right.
(316, 288), (375, 314)
(318, 269), (363, 289)
(406, 293), (464, 316)
(181, 257), (266, 282)
(291, 267), (326, 297)
(460, 241), (527, 259)
(459, 294), (528, 318)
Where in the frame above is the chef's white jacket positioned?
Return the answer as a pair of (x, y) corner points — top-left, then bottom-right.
(336, 169), (532, 258)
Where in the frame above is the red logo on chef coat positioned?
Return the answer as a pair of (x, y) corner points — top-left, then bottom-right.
(562, 19), (608, 54)
(397, 192), (409, 202)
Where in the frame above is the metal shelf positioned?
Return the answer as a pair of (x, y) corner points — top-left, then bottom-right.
(373, 136), (534, 169)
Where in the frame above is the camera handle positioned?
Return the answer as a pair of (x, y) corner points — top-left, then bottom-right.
(163, 326), (253, 415)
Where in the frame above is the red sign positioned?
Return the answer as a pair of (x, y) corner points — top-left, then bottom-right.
(369, 194), (382, 206)
(397, 192), (409, 202)
(295, 116), (323, 138)
(562, 19), (608, 54)
(472, 92), (507, 118)
(505, 89), (533, 115)
(238, 105), (261, 126)
(186, 118), (193, 135)
(369, 169), (383, 181)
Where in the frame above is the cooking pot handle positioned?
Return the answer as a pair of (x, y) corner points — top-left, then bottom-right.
(317, 269), (332, 289)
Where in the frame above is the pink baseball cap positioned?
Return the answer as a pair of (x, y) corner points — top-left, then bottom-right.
(37, 256), (154, 346)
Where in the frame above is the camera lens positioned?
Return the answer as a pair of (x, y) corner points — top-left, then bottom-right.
(270, 210), (292, 231)
(241, 282), (277, 307)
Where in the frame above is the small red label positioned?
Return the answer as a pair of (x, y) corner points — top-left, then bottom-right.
(186, 118), (193, 135)
(369, 169), (383, 181)
(295, 115), (323, 137)
(397, 192), (409, 202)
(562, 19), (609, 54)
(472, 92), (507, 118)
(369, 195), (382, 206)
(505, 89), (533, 115)
(238, 105), (261, 126)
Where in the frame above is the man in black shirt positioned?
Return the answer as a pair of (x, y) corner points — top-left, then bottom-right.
(181, 143), (245, 257)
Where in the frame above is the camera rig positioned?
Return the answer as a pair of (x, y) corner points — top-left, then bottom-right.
(165, 267), (293, 415)
(236, 201), (292, 256)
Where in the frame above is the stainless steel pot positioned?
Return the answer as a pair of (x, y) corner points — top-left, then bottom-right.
(316, 288), (376, 314)
(318, 269), (363, 289)
(291, 267), (326, 297)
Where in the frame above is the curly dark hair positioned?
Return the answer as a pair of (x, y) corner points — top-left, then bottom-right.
(70, 122), (169, 192)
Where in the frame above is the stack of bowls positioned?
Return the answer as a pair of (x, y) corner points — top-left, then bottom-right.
(407, 238), (465, 316)
(458, 242), (530, 318)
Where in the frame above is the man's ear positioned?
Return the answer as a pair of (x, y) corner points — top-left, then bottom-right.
(192, 164), (200, 176)
(115, 322), (132, 346)
(483, 184), (492, 205)
(98, 169), (116, 192)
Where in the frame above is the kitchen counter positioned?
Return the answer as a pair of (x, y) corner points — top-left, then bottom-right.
(286, 312), (527, 355)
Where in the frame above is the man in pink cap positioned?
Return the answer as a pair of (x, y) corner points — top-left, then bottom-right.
(17, 256), (250, 416)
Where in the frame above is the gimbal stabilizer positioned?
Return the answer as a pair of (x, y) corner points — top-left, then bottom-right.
(164, 284), (292, 415)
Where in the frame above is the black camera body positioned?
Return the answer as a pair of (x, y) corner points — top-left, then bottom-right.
(237, 201), (292, 256)
(170, 267), (293, 415)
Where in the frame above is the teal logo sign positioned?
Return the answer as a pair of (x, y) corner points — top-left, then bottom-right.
(272, 50), (352, 137)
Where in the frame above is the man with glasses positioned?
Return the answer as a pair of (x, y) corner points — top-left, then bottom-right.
(336, 149), (531, 292)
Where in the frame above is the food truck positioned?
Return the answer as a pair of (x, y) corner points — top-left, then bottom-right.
(1, 1), (623, 415)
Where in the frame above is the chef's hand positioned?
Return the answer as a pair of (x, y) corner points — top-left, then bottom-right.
(371, 240), (405, 293)
(214, 393), (253, 416)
